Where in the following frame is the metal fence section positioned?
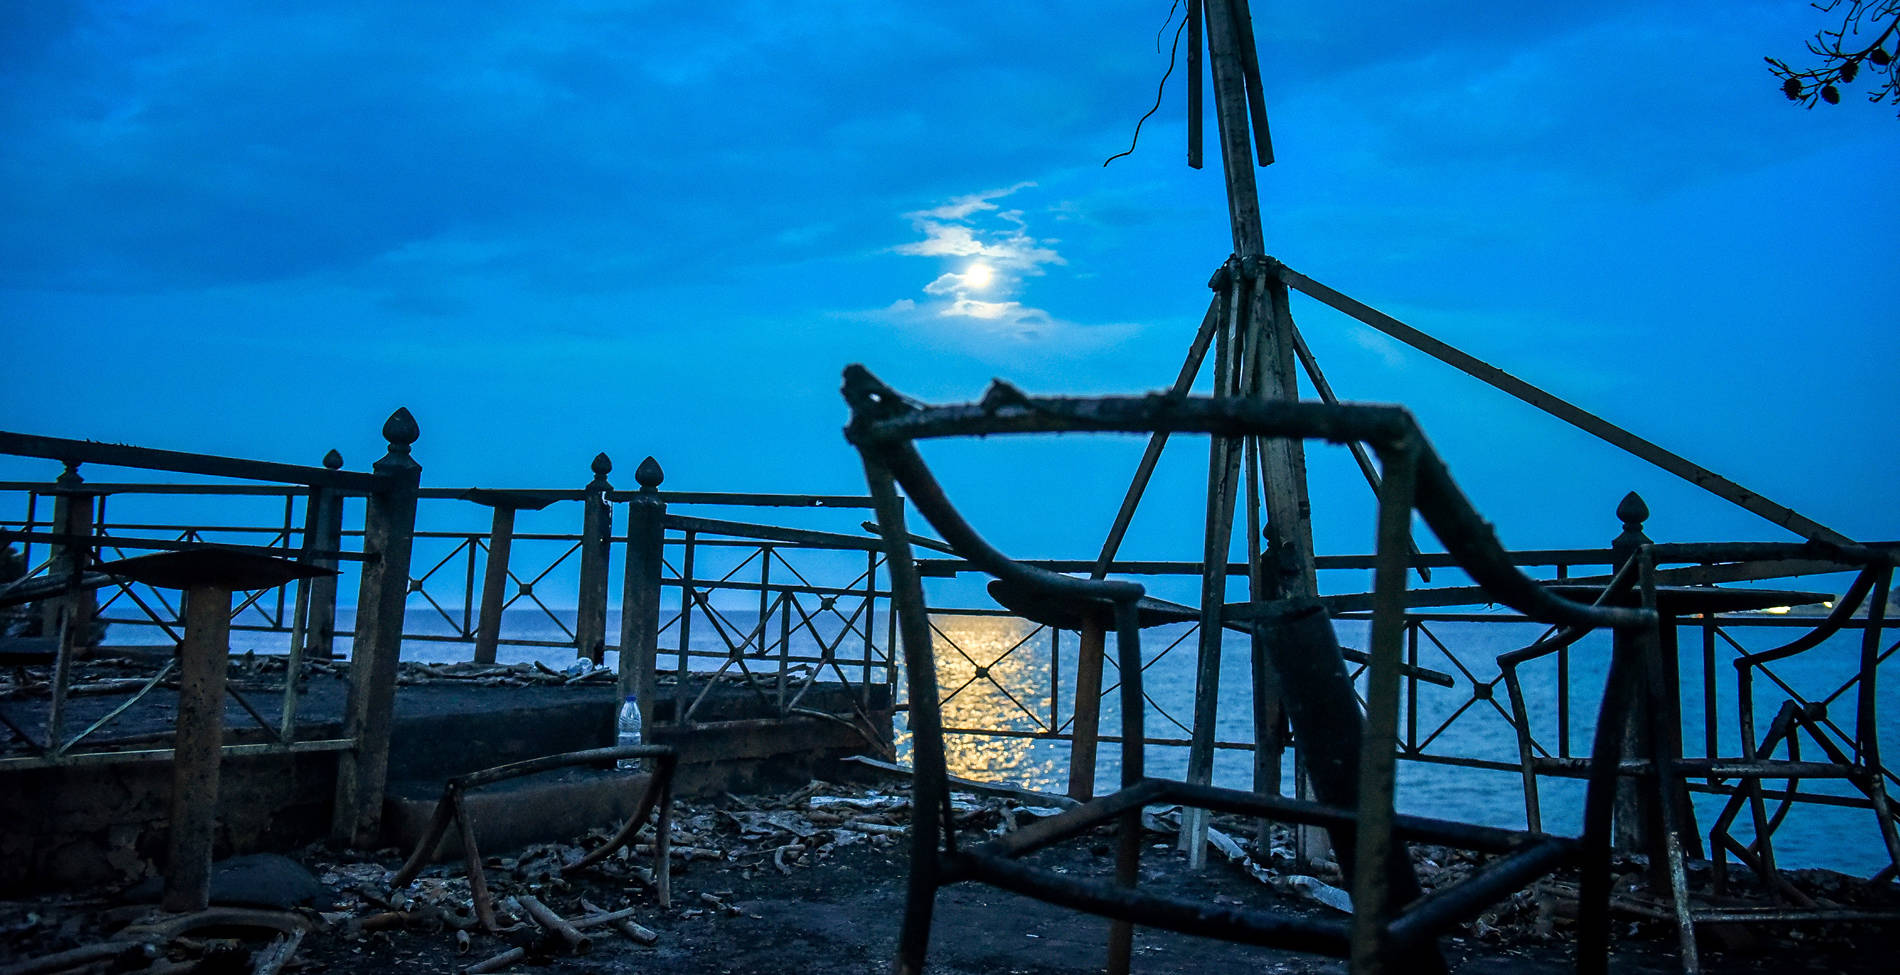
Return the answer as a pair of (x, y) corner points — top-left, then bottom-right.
(655, 512), (894, 729)
(0, 449), (896, 750)
(0, 429), (896, 847)
(911, 519), (1899, 873)
(0, 426), (395, 793)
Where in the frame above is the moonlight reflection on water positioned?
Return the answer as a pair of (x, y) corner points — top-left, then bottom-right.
(901, 614), (1070, 788)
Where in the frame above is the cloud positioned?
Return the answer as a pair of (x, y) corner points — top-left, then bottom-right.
(897, 223), (985, 258)
(846, 182), (1154, 358)
(895, 184), (1067, 274)
(846, 294), (1139, 354)
(921, 272), (965, 295)
(889, 183), (1081, 337)
(896, 221), (1066, 273)
(911, 183), (1032, 221)
(945, 298), (1021, 321)
(0, 4), (1090, 298)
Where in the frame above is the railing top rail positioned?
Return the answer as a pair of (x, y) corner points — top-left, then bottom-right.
(413, 488), (875, 508)
(0, 430), (381, 492)
(917, 549), (1623, 577)
(0, 528), (366, 563)
(664, 513), (883, 551)
(2, 479), (875, 511)
(1647, 540), (1899, 570)
(417, 487), (587, 503)
(634, 491), (876, 508)
(0, 481), (313, 497)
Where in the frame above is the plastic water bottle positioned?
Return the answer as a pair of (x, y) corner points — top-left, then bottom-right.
(615, 694), (642, 771)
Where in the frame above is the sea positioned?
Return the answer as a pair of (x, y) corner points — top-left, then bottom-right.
(120, 602), (1897, 878)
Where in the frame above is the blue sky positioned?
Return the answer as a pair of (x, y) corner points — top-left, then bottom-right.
(3, 1), (1896, 575)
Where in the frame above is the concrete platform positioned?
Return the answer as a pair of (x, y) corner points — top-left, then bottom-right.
(0, 668), (892, 891)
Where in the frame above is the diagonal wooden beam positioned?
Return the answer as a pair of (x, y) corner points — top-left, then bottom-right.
(1271, 260), (1850, 546)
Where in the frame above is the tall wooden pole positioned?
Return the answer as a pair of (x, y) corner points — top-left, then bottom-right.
(1200, 0), (1313, 590)
(1178, 0), (1320, 868)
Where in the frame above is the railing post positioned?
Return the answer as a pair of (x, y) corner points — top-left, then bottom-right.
(1611, 491), (1652, 854)
(617, 457), (665, 731)
(332, 409), (421, 848)
(1067, 621), (1106, 801)
(165, 583), (233, 911)
(298, 449), (345, 661)
(471, 504), (517, 666)
(45, 462), (98, 648)
(576, 452), (614, 664)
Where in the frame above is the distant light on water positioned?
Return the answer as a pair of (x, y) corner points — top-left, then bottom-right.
(926, 614), (1066, 788)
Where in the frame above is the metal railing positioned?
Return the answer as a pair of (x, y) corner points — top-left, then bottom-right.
(0, 428), (392, 777)
(655, 518), (893, 730)
(0, 422), (896, 846)
(911, 524), (1898, 872)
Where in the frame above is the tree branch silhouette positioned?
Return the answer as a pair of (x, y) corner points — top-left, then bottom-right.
(1767, 1), (1899, 115)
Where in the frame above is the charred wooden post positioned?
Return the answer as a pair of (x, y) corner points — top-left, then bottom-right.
(1248, 546), (1287, 853)
(281, 458), (337, 745)
(1610, 491), (1652, 854)
(618, 457), (666, 727)
(1348, 438), (1427, 975)
(91, 549), (334, 912)
(43, 463), (99, 648)
(297, 450), (346, 661)
(1066, 621), (1106, 801)
(332, 409), (422, 848)
(463, 489), (556, 666)
(1183, 259), (1246, 867)
(576, 453), (614, 664)
(474, 504), (515, 666)
(165, 583), (233, 912)
(1181, 0), (1321, 869)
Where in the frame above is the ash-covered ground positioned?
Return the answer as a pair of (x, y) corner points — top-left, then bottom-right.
(5, 776), (1898, 974)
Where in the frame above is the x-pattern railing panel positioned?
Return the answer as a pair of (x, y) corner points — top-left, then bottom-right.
(500, 547), (579, 637)
(1092, 622), (1201, 739)
(1398, 619), (1526, 762)
(405, 535), (482, 640)
(1, 502), (325, 759)
(925, 605), (1651, 777)
(928, 616), (1049, 733)
(654, 530), (892, 726)
(783, 591), (876, 690)
(1721, 622), (1900, 793)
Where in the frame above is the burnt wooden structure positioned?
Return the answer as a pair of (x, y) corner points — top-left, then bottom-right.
(845, 368), (1656, 974)
(864, 2), (1896, 972)
(1066, 0), (1866, 872)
